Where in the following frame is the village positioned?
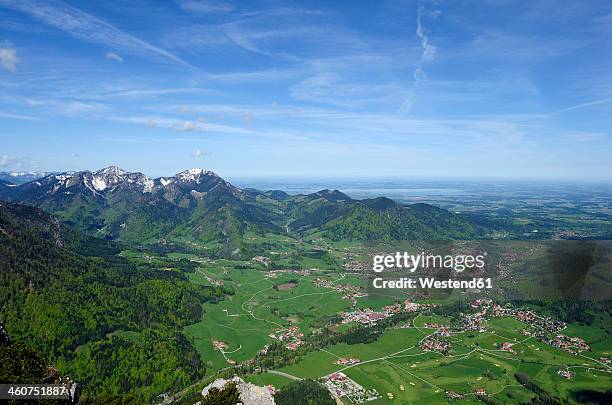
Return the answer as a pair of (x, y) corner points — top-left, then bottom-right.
(205, 281), (608, 403)
(313, 277), (369, 307)
(322, 372), (379, 404)
(488, 303), (594, 357)
(340, 300), (442, 326)
(269, 325), (305, 351)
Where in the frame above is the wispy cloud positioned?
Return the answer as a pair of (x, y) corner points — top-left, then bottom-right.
(0, 40), (19, 72)
(110, 115), (254, 135)
(179, 0), (234, 14)
(102, 87), (215, 99)
(0, 0), (194, 68)
(10, 97), (109, 117)
(206, 68), (303, 83)
(60, 101), (108, 116)
(554, 97), (612, 114)
(0, 110), (36, 120)
(400, 1), (439, 113)
(105, 51), (123, 62)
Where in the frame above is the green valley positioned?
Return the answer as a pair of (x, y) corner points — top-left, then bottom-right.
(0, 170), (610, 404)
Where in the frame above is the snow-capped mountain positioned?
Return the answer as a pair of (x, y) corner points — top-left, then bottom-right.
(8, 166), (237, 199)
(0, 165), (480, 257)
(0, 166), (251, 247)
(0, 171), (52, 185)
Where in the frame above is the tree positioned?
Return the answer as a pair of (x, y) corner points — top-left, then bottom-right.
(201, 382), (240, 405)
(275, 380), (335, 405)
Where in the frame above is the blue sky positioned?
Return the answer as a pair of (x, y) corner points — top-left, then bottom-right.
(0, 0), (611, 179)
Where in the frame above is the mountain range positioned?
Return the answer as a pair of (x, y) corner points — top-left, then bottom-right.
(0, 166), (484, 256)
(0, 171), (54, 185)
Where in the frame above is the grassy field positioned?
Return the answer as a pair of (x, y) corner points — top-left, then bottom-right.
(184, 263), (354, 372)
(260, 316), (612, 403)
(165, 237), (612, 403)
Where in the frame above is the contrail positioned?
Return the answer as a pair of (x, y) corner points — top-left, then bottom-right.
(400, 1), (437, 113)
(554, 97), (612, 114)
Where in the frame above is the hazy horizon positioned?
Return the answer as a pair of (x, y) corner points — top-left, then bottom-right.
(4, 165), (612, 185)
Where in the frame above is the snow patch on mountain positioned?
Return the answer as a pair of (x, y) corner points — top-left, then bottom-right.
(91, 177), (107, 191)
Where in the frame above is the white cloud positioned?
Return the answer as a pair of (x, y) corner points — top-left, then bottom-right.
(0, 0), (193, 68)
(181, 120), (197, 131)
(0, 40), (19, 72)
(416, 7), (436, 63)
(0, 155), (14, 166)
(192, 148), (207, 157)
(0, 154), (28, 168)
(106, 51), (123, 62)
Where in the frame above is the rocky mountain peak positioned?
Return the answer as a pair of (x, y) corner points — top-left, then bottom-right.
(175, 168), (218, 183)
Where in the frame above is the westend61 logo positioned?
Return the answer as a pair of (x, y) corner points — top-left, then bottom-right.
(372, 251), (486, 273)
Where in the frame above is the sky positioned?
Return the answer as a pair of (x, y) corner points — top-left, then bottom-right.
(0, 0), (611, 179)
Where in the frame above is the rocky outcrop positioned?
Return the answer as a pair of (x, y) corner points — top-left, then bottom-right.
(201, 377), (275, 405)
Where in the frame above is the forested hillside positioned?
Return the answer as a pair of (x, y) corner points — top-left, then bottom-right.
(0, 168), (489, 256)
(0, 202), (228, 401)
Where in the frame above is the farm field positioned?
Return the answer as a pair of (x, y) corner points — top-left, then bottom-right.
(258, 315), (612, 404)
(183, 262), (358, 371)
(112, 236), (612, 404)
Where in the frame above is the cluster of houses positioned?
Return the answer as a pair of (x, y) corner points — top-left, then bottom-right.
(491, 305), (566, 335)
(446, 390), (464, 399)
(313, 277), (368, 307)
(321, 372), (379, 403)
(459, 310), (486, 332)
(474, 388), (487, 396)
(404, 301), (439, 312)
(211, 339), (228, 351)
(264, 268), (311, 279)
(422, 322), (445, 329)
(548, 334), (590, 355)
(285, 341), (303, 351)
(436, 326), (452, 337)
(557, 369), (575, 379)
(335, 357), (361, 366)
(419, 336), (451, 355)
(469, 299), (492, 309)
(382, 302), (403, 314)
(341, 255), (370, 272)
(488, 303), (595, 356)
(341, 309), (390, 325)
(473, 302), (600, 361)
(268, 326), (304, 351)
(501, 342), (516, 354)
(340, 300), (444, 326)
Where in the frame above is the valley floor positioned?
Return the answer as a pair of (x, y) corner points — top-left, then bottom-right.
(120, 240), (612, 404)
